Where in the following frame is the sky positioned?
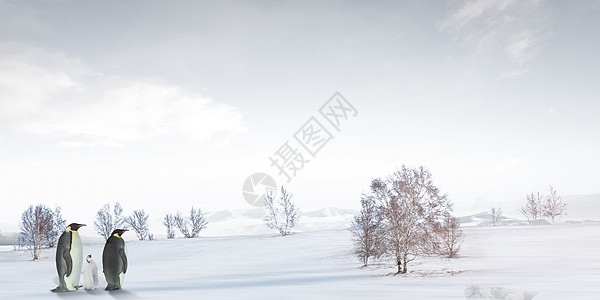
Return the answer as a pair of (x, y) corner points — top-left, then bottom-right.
(1, 0), (599, 232)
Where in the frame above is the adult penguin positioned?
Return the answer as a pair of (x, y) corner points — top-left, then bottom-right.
(51, 223), (86, 292)
(102, 229), (128, 290)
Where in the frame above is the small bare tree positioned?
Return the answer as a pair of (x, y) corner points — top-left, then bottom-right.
(490, 207), (502, 226)
(434, 215), (464, 258)
(543, 186), (566, 224)
(163, 213), (176, 239)
(94, 202), (127, 240)
(264, 186), (300, 236)
(521, 192), (544, 225)
(19, 204), (54, 260)
(189, 207), (208, 237)
(351, 194), (385, 266)
(175, 207), (208, 238)
(50, 206), (66, 248)
(125, 210), (150, 240)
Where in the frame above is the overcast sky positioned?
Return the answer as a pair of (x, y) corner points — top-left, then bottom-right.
(1, 0), (599, 231)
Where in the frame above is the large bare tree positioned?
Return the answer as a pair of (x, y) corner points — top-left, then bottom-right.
(264, 186), (300, 236)
(521, 192), (544, 225)
(370, 165), (453, 274)
(19, 204), (54, 260)
(543, 185), (566, 224)
(351, 194), (385, 266)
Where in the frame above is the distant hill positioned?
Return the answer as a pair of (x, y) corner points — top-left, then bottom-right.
(200, 207), (357, 236)
(0, 232), (18, 246)
(459, 212), (530, 227)
(561, 194), (600, 221)
(1, 194), (597, 242)
(458, 193), (600, 227)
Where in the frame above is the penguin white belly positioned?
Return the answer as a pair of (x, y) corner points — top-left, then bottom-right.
(65, 232), (83, 290)
(119, 243), (127, 285)
(119, 272), (126, 286)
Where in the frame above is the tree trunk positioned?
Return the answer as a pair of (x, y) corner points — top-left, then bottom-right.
(396, 259), (402, 274)
(402, 256), (407, 274)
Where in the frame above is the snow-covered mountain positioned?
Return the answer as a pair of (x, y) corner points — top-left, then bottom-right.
(201, 207), (356, 237)
(561, 194), (600, 221)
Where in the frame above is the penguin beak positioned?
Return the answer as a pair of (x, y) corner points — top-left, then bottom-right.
(78, 224), (87, 228)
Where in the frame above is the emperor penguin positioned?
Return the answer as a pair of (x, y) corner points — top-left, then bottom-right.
(102, 229), (128, 290)
(51, 223), (86, 292)
(83, 254), (99, 291)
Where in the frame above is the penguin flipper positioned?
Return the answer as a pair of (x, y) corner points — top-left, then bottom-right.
(119, 248), (127, 274)
(62, 247), (73, 277)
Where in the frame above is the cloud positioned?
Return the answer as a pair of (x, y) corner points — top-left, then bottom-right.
(443, 0), (516, 28)
(505, 31), (539, 65)
(499, 68), (529, 79)
(0, 44), (246, 147)
(493, 158), (520, 172)
(441, 0), (551, 76)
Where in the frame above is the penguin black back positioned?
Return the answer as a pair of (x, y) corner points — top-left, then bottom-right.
(52, 223), (86, 292)
(102, 229), (128, 290)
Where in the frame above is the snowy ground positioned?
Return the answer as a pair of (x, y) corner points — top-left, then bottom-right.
(1, 223), (599, 299)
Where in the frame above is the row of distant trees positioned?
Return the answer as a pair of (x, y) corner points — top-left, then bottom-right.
(16, 193), (301, 260)
(16, 202), (210, 260)
(490, 185), (567, 226)
(351, 166), (464, 273)
(89, 195), (300, 241)
(94, 202), (209, 241)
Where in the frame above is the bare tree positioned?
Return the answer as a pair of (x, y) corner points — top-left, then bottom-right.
(125, 210), (150, 240)
(543, 186), (566, 224)
(351, 194), (385, 266)
(490, 207), (502, 226)
(113, 202), (125, 229)
(370, 165), (452, 274)
(175, 207), (208, 238)
(163, 213), (176, 239)
(94, 202), (127, 240)
(174, 213), (189, 238)
(94, 203), (112, 240)
(189, 207), (208, 237)
(434, 215), (464, 258)
(264, 186), (300, 236)
(19, 204), (54, 260)
(48, 206), (66, 248)
(520, 192), (544, 225)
